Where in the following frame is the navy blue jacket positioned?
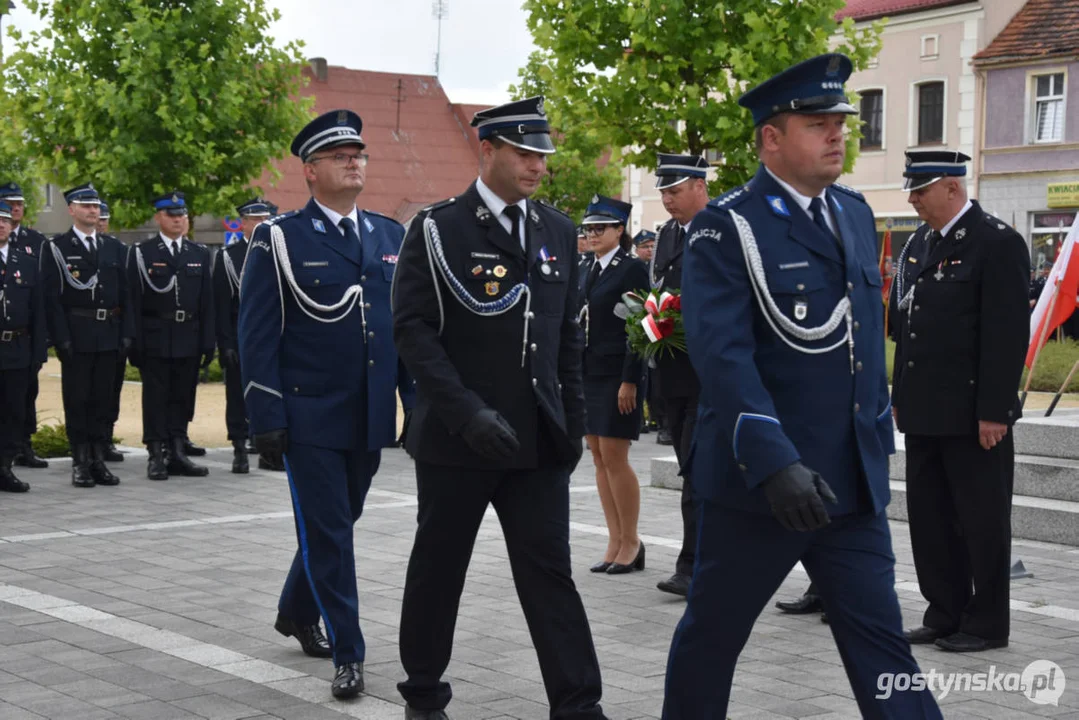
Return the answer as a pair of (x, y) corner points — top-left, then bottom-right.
(0, 244), (47, 370)
(681, 165), (894, 517)
(239, 199), (414, 451)
(579, 247), (647, 383)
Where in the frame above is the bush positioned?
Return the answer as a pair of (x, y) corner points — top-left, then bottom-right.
(123, 357), (224, 384)
(30, 423), (123, 458)
(885, 337), (1079, 394)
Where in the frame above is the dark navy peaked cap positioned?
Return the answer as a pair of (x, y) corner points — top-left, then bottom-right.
(0, 183), (25, 202)
(633, 229), (657, 246)
(291, 109), (365, 162)
(582, 194), (631, 225)
(903, 149), (970, 191)
(237, 197), (272, 217)
(0, 200), (12, 220)
(98, 202), (110, 219)
(655, 153), (709, 189)
(471, 96), (555, 154)
(152, 191), (188, 216)
(64, 183), (100, 205)
(738, 53), (857, 126)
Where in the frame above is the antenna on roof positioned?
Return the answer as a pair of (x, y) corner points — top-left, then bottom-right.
(432, 0), (448, 78)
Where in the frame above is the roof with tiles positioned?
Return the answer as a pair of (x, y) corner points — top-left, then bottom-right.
(836, 0), (975, 22)
(258, 64), (481, 222)
(973, 0), (1079, 65)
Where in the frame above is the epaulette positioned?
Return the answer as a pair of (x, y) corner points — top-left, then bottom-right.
(264, 209), (300, 227)
(422, 198), (456, 215)
(362, 209), (403, 227)
(831, 182), (865, 202)
(536, 199), (572, 221)
(708, 184), (751, 210)
(984, 214), (1011, 231)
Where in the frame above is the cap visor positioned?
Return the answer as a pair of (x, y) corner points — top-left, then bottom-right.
(655, 175), (692, 190)
(497, 133), (556, 155)
(800, 102), (858, 116)
(581, 215), (622, 225)
(1, 196), (25, 203)
(903, 176), (944, 191)
(165, 208), (188, 216)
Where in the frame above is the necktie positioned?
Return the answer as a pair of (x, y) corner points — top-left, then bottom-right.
(585, 260), (602, 295)
(339, 217), (363, 265)
(503, 205), (524, 251)
(927, 229), (941, 253)
(87, 237), (97, 259)
(809, 197), (834, 239)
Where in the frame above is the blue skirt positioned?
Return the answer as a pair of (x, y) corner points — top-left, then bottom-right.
(583, 375), (643, 440)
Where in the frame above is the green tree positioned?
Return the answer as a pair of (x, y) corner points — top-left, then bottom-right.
(0, 83), (47, 222)
(522, 0), (884, 194)
(509, 52), (623, 222)
(4, 0), (312, 229)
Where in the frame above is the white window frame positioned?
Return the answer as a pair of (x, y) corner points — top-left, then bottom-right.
(43, 184), (53, 210)
(909, 78), (948, 147)
(920, 34), (940, 60)
(856, 86), (886, 152)
(1026, 68), (1067, 145)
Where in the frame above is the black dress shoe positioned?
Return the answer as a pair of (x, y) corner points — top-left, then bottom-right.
(258, 454), (286, 471)
(607, 542), (645, 574)
(656, 429), (673, 446)
(275, 613), (333, 658)
(775, 593), (822, 614)
(656, 572), (691, 597)
(934, 632), (1007, 653)
(904, 626), (951, 644)
(405, 707), (450, 719)
(820, 612), (829, 624)
(15, 444), (49, 468)
(104, 443), (124, 462)
(167, 438), (209, 477)
(183, 439), (207, 457)
(589, 560), (613, 573)
(331, 661), (364, 699)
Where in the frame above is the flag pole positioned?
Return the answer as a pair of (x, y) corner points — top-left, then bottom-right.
(1021, 279), (1062, 408)
(1045, 356), (1079, 417)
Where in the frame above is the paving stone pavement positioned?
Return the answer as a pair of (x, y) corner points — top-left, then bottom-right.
(0, 439), (1076, 719)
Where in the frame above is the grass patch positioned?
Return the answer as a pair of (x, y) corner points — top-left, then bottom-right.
(884, 337), (1079, 393)
(30, 422), (122, 458)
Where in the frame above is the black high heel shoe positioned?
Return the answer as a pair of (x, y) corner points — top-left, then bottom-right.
(590, 560), (613, 573)
(606, 542), (645, 574)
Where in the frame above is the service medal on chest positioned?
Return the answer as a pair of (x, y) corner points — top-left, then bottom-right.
(485, 281), (499, 296)
(794, 298), (808, 321)
(540, 263), (552, 276)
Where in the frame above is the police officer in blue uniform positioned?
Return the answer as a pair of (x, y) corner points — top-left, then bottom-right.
(96, 201), (128, 463)
(662, 54), (941, 719)
(0, 182), (50, 470)
(42, 184), (134, 487)
(127, 192), (214, 480)
(393, 96), (606, 720)
(891, 151), (1029, 653)
(213, 198), (271, 474)
(239, 109), (414, 700)
(0, 200), (46, 492)
(650, 153), (711, 596)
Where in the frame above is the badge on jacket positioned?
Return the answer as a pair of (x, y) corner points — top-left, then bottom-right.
(794, 297), (808, 321)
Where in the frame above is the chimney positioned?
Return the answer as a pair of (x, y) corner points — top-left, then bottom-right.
(309, 57), (328, 82)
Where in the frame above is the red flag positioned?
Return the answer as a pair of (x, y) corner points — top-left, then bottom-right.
(879, 230), (893, 304)
(1027, 215), (1079, 367)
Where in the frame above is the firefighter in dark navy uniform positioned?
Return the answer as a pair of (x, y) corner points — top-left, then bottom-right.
(579, 196), (649, 577)
(213, 197), (271, 474)
(662, 54), (941, 719)
(0, 182), (50, 470)
(239, 109), (414, 701)
(127, 192), (214, 480)
(42, 184), (134, 487)
(393, 96), (607, 720)
(891, 150), (1029, 653)
(650, 153), (710, 597)
(0, 200), (46, 492)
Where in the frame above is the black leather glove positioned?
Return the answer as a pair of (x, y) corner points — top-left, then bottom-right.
(200, 349), (215, 369)
(223, 348), (240, 367)
(761, 462), (838, 532)
(397, 409), (412, 447)
(56, 341), (73, 364)
(460, 408), (520, 460)
(253, 429), (288, 457)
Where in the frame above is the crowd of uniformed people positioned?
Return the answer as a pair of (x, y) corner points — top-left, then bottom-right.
(0, 49), (1031, 719)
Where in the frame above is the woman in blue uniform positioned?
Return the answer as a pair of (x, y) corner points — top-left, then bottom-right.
(579, 195), (649, 575)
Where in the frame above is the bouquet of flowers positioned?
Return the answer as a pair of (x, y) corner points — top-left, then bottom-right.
(616, 288), (686, 361)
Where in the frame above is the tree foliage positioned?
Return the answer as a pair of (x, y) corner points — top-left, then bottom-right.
(509, 52), (623, 223)
(521, 0), (884, 194)
(0, 83), (47, 223)
(4, 0), (313, 229)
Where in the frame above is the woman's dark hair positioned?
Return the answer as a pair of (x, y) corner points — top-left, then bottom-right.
(618, 227), (632, 252)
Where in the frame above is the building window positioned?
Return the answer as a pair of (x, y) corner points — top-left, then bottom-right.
(859, 90), (884, 150)
(44, 184), (53, 209)
(704, 148), (723, 165)
(917, 82), (944, 145)
(921, 35), (939, 59)
(1032, 211), (1076, 270)
(1033, 72), (1065, 143)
